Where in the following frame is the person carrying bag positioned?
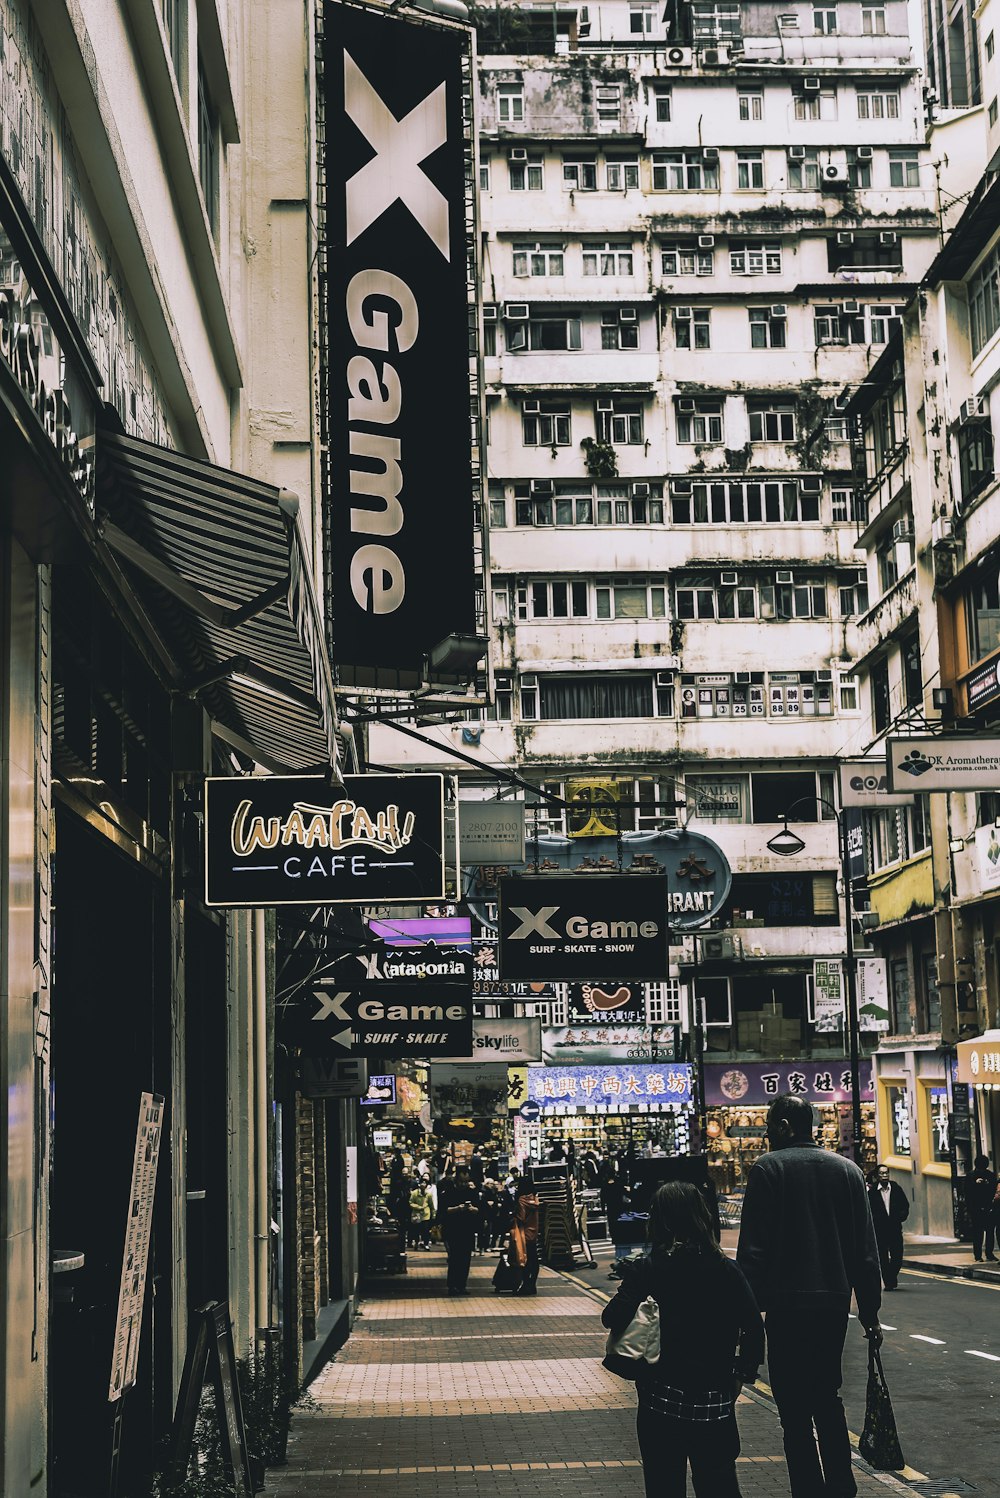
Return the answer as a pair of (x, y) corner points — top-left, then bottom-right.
(859, 1343), (906, 1471)
(601, 1182), (763, 1498)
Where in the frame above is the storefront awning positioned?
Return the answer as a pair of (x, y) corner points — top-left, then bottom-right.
(98, 426), (341, 776)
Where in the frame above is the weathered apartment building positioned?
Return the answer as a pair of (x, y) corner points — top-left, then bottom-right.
(372, 0), (943, 1181)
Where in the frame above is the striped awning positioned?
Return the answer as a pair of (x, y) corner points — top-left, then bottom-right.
(98, 427), (340, 776)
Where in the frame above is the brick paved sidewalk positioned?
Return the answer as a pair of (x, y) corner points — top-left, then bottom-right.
(267, 1249), (913, 1498)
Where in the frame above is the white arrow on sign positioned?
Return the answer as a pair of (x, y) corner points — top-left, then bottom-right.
(311, 991), (353, 1023)
(330, 1027), (356, 1051)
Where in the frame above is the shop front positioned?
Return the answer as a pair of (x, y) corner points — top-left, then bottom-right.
(704, 1060), (877, 1196)
(525, 1062), (696, 1163)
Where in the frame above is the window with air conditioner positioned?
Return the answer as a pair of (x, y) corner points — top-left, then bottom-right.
(594, 576), (667, 619)
(846, 148), (872, 189)
(967, 552), (1000, 663)
(730, 241), (782, 275)
(602, 309), (641, 350)
(828, 233), (902, 270)
(671, 478), (808, 524)
(788, 148), (821, 189)
(674, 307), (712, 349)
(563, 158), (598, 190)
(515, 579), (591, 620)
(794, 89), (837, 121)
(957, 417), (995, 504)
(511, 315), (582, 352)
(512, 243), (565, 277)
(522, 401), (572, 447)
(509, 155), (544, 191)
(676, 398), (724, 444)
(662, 241), (715, 275)
(749, 307), (786, 349)
(596, 399), (645, 444)
(652, 151), (719, 190)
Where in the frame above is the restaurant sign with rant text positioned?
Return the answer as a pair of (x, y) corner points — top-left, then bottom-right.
(204, 774), (445, 906)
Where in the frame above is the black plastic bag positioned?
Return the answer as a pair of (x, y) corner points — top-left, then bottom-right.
(492, 1252), (521, 1294)
(859, 1344), (905, 1470)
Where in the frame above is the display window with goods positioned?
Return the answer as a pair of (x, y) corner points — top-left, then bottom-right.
(706, 1100), (877, 1195)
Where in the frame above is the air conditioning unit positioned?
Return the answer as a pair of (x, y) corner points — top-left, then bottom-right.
(483, 304), (498, 322)
(770, 304), (788, 318)
(932, 514), (956, 545)
(494, 673), (514, 692)
(504, 302), (529, 319)
(520, 673), (538, 688)
(804, 76), (821, 90)
(776, 569), (794, 583)
(698, 234), (715, 248)
(531, 480), (554, 496)
(675, 306), (693, 319)
(702, 46), (730, 66)
(816, 669), (833, 682)
(735, 671), (751, 684)
(677, 398), (697, 412)
(961, 395), (987, 422)
(721, 570), (739, 585)
(596, 397), (614, 412)
(699, 932), (737, 961)
(800, 475), (822, 495)
(857, 145), (874, 160)
(633, 481), (651, 497)
(655, 670), (675, 686)
(665, 45), (693, 65)
(823, 165), (850, 186)
(842, 300), (861, 315)
(837, 231), (855, 245)
(703, 146), (720, 162)
(619, 306), (638, 322)
(880, 231), (898, 245)
(523, 399), (540, 414)
(508, 147), (528, 162)
(789, 145), (807, 160)
(892, 519), (914, 541)
(671, 478), (693, 495)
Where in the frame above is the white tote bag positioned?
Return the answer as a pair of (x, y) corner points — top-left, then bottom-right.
(603, 1295), (661, 1380)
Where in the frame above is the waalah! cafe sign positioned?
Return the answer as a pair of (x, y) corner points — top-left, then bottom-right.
(204, 774), (445, 907)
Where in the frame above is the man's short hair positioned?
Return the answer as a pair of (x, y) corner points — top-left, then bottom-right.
(768, 1093), (815, 1140)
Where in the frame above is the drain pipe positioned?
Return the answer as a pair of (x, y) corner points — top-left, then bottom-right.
(253, 909), (270, 1331)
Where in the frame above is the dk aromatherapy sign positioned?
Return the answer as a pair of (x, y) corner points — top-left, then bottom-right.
(204, 774), (445, 906)
(498, 875), (669, 981)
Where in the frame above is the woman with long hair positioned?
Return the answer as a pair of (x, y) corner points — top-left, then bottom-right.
(602, 1181), (764, 1498)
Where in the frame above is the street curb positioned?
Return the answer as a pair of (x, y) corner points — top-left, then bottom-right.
(740, 1383), (920, 1494)
(902, 1256), (1000, 1286)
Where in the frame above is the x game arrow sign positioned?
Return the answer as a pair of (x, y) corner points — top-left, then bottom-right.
(281, 981), (472, 1059)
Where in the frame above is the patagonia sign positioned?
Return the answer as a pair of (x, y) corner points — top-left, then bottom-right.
(324, 1), (475, 676)
(204, 773), (445, 906)
(498, 875), (669, 981)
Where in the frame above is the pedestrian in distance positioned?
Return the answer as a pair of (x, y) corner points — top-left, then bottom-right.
(478, 1177), (499, 1253)
(737, 1093), (883, 1498)
(965, 1153), (998, 1261)
(409, 1177), (433, 1248)
(510, 1171), (543, 1294)
(867, 1164), (911, 1289)
(439, 1164), (481, 1294)
(603, 1181), (764, 1498)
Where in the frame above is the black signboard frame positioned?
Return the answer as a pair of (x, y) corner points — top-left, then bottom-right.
(498, 874), (669, 981)
(164, 1300), (258, 1495)
(322, 1), (476, 676)
(204, 773), (445, 907)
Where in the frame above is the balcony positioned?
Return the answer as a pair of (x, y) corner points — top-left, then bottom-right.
(854, 569), (917, 664)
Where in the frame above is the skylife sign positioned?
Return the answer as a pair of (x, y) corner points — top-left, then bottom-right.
(498, 875), (670, 981)
(323, 2), (475, 676)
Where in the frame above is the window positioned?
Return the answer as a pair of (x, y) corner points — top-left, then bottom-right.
(652, 151), (719, 190)
(691, 1), (742, 39)
(967, 553), (1000, 660)
(675, 583), (720, 620)
(901, 630), (923, 708)
(676, 399), (723, 443)
(488, 490), (506, 528)
(197, 62), (219, 236)
(846, 148), (872, 189)
(788, 149), (821, 189)
(513, 482), (604, 527)
(606, 157), (640, 191)
(513, 579), (590, 619)
(751, 770), (823, 821)
(591, 483), (664, 525)
(671, 478), (811, 524)
(630, 3), (656, 32)
(737, 151), (765, 190)
(829, 233), (903, 270)
(647, 980), (683, 1025)
(509, 155), (544, 191)
(602, 309), (640, 350)
(770, 578), (828, 620)
(815, 305), (844, 344)
(991, 99), (999, 129)
(522, 401), (571, 446)
(483, 313), (497, 356)
(825, 416), (849, 442)
(861, 3), (886, 33)
(888, 149), (920, 187)
(875, 526), (904, 593)
(563, 158), (597, 190)
(857, 89), (900, 118)
(885, 1079), (912, 1143)
(662, 241), (714, 275)
(498, 82), (524, 122)
(832, 488), (860, 523)
(594, 577), (667, 618)
(674, 307), (712, 349)
(686, 774), (749, 820)
(509, 316), (582, 352)
(531, 675), (667, 720)
(653, 84), (672, 122)
(480, 160), (491, 192)
(988, 30), (996, 59)
(596, 86), (622, 125)
(584, 241), (634, 276)
(814, 4), (838, 31)
(957, 413), (995, 502)
(839, 672), (858, 711)
(730, 241), (782, 275)
(838, 569), (870, 616)
(749, 401), (796, 441)
(513, 243), (564, 277)
(162, 0), (186, 85)
(738, 88), (763, 121)
(969, 244), (1000, 356)
(794, 90), (837, 120)
(596, 400), (644, 444)
(749, 307), (786, 348)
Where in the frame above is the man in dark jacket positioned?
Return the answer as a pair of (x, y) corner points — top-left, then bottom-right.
(965, 1154), (998, 1261)
(737, 1093), (882, 1498)
(867, 1164), (911, 1288)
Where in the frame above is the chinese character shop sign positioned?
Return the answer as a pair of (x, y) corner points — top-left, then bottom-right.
(528, 1063), (693, 1108)
(705, 1060), (874, 1106)
(204, 773), (445, 906)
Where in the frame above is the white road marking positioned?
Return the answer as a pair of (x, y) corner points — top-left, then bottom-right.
(880, 1324), (897, 1331)
(965, 1349), (1000, 1362)
(910, 1334), (945, 1345)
